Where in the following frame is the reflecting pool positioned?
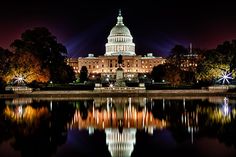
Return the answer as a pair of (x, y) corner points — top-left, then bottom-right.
(0, 96), (236, 157)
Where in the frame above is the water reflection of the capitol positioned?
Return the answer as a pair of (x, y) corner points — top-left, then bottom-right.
(67, 97), (167, 157)
(3, 97), (236, 157)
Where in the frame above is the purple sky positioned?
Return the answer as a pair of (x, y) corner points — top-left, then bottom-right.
(1, 0), (236, 57)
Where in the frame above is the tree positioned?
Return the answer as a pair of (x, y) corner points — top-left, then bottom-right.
(4, 52), (50, 84)
(0, 77), (6, 92)
(165, 64), (182, 86)
(0, 48), (11, 90)
(151, 63), (182, 86)
(79, 66), (88, 83)
(56, 64), (76, 83)
(168, 45), (188, 68)
(165, 45), (191, 86)
(216, 40), (236, 71)
(196, 63), (230, 85)
(195, 49), (234, 85)
(0, 47), (13, 79)
(10, 27), (75, 83)
(151, 64), (166, 82)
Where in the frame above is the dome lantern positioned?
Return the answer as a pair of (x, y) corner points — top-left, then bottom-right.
(117, 9), (124, 25)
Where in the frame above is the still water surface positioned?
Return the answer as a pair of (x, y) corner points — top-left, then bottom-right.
(0, 96), (236, 157)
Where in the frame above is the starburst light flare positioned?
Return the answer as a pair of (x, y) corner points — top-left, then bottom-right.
(217, 71), (233, 85)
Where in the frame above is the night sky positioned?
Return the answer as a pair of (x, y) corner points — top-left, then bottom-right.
(1, 0), (236, 57)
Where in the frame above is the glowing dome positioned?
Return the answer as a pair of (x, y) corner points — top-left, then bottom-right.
(110, 25), (131, 36)
(105, 10), (135, 56)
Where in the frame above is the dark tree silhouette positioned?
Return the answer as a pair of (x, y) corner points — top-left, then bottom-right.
(216, 40), (236, 71)
(168, 45), (188, 68)
(79, 66), (88, 83)
(151, 64), (166, 82)
(0, 47), (13, 80)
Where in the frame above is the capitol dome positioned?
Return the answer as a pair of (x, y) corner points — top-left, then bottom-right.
(105, 128), (136, 157)
(105, 10), (135, 56)
(110, 25), (131, 36)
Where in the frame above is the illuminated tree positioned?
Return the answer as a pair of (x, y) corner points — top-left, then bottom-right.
(196, 48), (236, 85)
(196, 63), (229, 84)
(0, 48), (13, 89)
(4, 52), (50, 84)
(10, 27), (75, 83)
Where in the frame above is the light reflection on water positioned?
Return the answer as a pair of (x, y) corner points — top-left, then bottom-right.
(0, 96), (236, 157)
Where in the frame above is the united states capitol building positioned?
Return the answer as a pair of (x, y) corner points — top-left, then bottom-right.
(67, 10), (165, 80)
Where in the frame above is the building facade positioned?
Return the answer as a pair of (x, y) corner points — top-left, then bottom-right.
(67, 10), (165, 79)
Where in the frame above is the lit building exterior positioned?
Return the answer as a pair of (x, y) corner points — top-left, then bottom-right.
(66, 11), (165, 78)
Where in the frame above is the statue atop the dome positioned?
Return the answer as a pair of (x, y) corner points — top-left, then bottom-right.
(117, 9), (123, 25)
(119, 9), (122, 16)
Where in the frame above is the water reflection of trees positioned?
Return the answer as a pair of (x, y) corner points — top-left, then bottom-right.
(1, 100), (76, 157)
(197, 100), (236, 148)
(0, 100), (12, 146)
(148, 98), (236, 148)
(4, 105), (49, 134)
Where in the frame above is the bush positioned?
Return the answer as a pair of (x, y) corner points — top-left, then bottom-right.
(28, 80), (48, 89)
(42, 83), (95, 90)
